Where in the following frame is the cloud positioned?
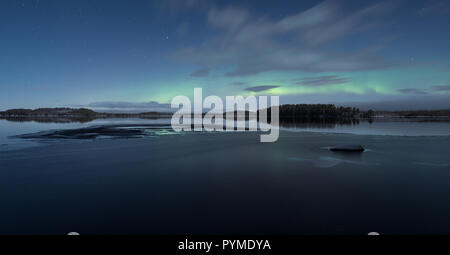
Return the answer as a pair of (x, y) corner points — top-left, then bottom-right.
(295, 75), (350, 86)
(432, 85), (450, 91)
(208, 7), (249, 31)
(396, 85), (450, 95)
(244, 85), (279, 92)
(280, 92), (450, 110)
(190, 67), (210, 77)
(343, 95), (450, 110)
(171, 1), (398, 76)
(397, 88), (429, 95)
(229, 81), (247, 86)
(86, 101), (174, 113)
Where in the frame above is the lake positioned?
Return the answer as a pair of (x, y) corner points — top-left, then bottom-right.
(1, 118), (450, 234)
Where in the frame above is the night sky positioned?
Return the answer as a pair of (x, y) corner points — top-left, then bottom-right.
(1, 0), (450, 111)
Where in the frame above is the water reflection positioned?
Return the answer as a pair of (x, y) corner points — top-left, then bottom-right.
(0, 116), (163, 123)
(2, 116), (450, 143)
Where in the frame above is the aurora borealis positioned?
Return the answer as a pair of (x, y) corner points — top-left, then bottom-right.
(1, 0), (450, 111)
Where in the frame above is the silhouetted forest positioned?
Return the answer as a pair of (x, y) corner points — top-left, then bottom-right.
(278, 104), (360, 119)
(0, 108), (172, 122)
(259, 104), (370, 123)
(0, 108), (96, 117)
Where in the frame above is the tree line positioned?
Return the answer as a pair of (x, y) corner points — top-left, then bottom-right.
(261, 104), (374, 120)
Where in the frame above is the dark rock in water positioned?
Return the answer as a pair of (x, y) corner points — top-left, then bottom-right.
(330, 144), (365, 152)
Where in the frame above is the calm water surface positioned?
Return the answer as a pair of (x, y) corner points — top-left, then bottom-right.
(2, 118), (450, 150)
(0, 118), (450, 234)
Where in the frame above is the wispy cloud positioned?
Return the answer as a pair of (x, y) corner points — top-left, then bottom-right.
(86, 101), (173, 113)
(397, 85), (450, 95)
(397, 88), (429, 95)
(432, 85), (450, 91)
(343, 95), (450, 110)
(295, 75), (350, 86)
(244, 85), (279, 92)
(229, 81), (247, 86)
(191, 67), (210, 77)
(172, 1), (398, 76)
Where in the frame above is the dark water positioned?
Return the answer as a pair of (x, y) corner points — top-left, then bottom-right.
(1, 118), (450, 234)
